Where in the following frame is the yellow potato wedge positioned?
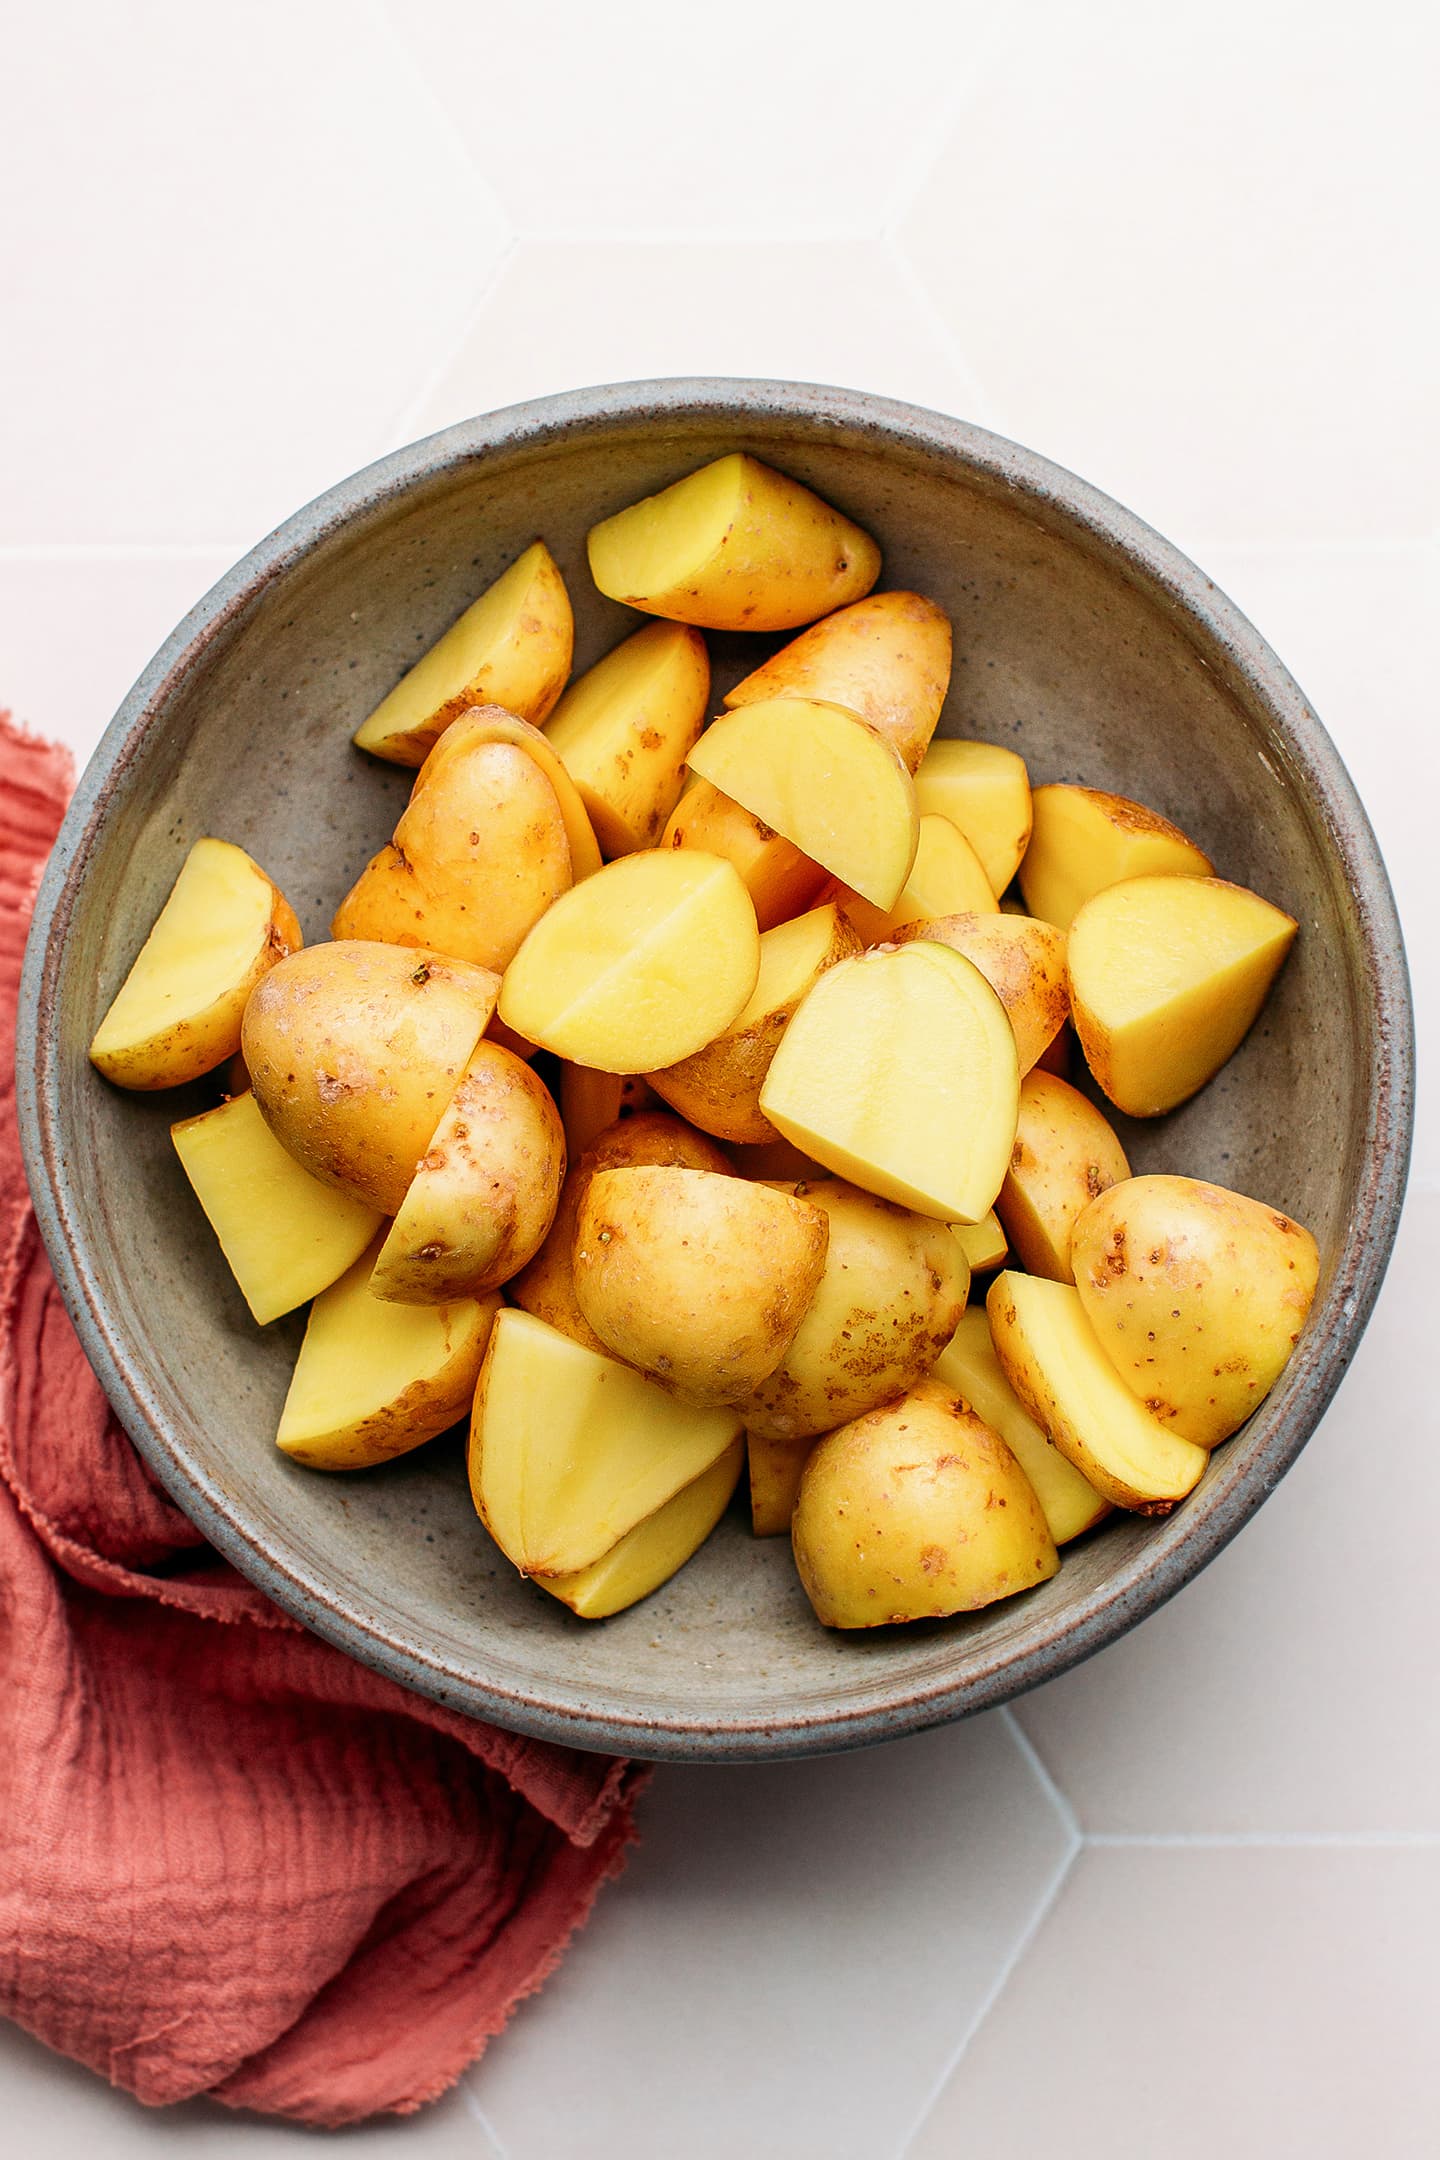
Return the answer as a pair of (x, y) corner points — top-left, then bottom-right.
(469, 1307), (743, 1578)
(950, 1210), (1007, 1275)
(90, 838), (301, 1090)
(688, 698), (918, 911)
(997, 1070), (1131, 1282)
(987, 1272), (1209, 1514)
(747, 1430), (814, 1537)
(724, 589), (951, 774)
(759, 941), (1019, 1224)
(276, 1240), (498, 1471)
(792, 1379), (1059, 1628)
(933, 1306), (1110, 1544)
(423, 705), (603, 882)
(647, 901), (862, 1143)
(544, 621), (710, 855)
(1071, 1174), (1319, 1445)
(837, 813), (998, 941)
(1068, 874), (1299, 1115)
(661, 778), (827, 930)
(498, 847), (759, 1073)
(353, 541), (573, 766)
(574, 1167), (829, 1405)
(892, 911), (1069, 1076)
(914, 740), (1033, 896)
(557, 1065), (656, 1158)
(1019, 783), (1213, 930)
(171, 1090), (383, 1325)
(369, 1042), (565, 1303)
(587, 453), (880, 631)
(539, 1438), (745, 1617)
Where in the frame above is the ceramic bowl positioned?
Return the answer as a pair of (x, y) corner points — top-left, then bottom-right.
(17, 381), (1413, 1760)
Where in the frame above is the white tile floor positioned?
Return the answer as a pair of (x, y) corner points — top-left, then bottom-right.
(2, 3), (1434, 2152)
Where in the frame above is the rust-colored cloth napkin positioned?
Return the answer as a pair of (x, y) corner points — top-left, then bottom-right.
(0, 716), (642, 2126)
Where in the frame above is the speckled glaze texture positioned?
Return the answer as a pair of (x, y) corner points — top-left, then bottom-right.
(16, 381), (1414, 1761)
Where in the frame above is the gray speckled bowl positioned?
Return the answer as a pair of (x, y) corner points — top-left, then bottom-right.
(17, 381), (1413, 1761)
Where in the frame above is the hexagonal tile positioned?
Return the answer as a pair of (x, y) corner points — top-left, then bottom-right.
(894, 1), (1440, 552)
(466, 1717), (1074, 2159)
(0, 4), (507, 547)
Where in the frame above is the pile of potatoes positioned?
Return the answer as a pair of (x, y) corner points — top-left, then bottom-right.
(89, 451), (1320, 1629)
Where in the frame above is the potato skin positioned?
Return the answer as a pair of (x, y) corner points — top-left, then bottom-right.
(661, 779), (827, 931)
(507, 1110), (731, 1352)
(791, 1379), (1059, 1628)
(1071, 1174), (1320, 1445)
(892, 912), (1069, 1076)
(734, 1180), (968, 1440)
(242, 940), (500, 1215)
(997, 1071), (1131, 1282)
(724, 590), (951, 775)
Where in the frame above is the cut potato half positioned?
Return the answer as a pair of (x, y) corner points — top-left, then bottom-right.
(171, 1091), (382, 1325)
(687, 698), (918, 910)
(839, 813), (997, 941)
(759, 942), (1019, 1223)
(997, 1070), (1131, 1282)
(276, 1241), (498, 1471)
(1068, 874), (1299, 1115)
(90, 838), (300, 1090)
(539, 1438), (744, 1618)
(661, 779), (827, 931)
(1019, 783), (1212, 930)
(724, 589), (951, 774)
(914, 740), (1032, 896)
(933, 1307), (1110, 1544)
(545, 621), (710, 855)
(893, 911), (1068, 1076)
(587, 453), (880, 631)
(469, 1308), (743, 1577)
(353, 542), (573, 765)
(987, 1272), (1209, 1514)
(498, 848), (759, 1072)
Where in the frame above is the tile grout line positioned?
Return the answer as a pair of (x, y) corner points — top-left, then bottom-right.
(879, 238), (1001, 432)
(365, 0), (515, 243)
(1087, 1830), (1440, 1850)
(458, 2071), (513, 2158)
(1000, 1706), (1084, 1845)
(386, 228), (522, 449)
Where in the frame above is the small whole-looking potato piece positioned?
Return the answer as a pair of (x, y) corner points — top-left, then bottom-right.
(914, 740), (1033, 897)
(353, 541), (573, 766)
(587, 453), (880, 631)
(791, 1379), (1060, 1628)
(647, 902), (862, 1143)
(1071, 1174), (1320, 1445)
(508, 1110), (732, 1352)
(892, 911), (1069, 1076)
(90, 837), (301, 1091)
(544, 621), (710, 855)
(368, 1042), (565, 1303)
(1019, 783), (1213, 931)
(724, 590), (951, 774)
(1067, 873), (1299, 1116)
(241, 940), (500, 1215)
(333, 730), (573, 972)
(735, 1179), (968, 1441)
(997, 1070), (1131, 1282)
(573, 1167), (829, 1405)
(933, 1306), (1109, 1544)
(662, 779), (827, 931)
(835, 814), (998, 941)
(538, 1438), (745, 1618)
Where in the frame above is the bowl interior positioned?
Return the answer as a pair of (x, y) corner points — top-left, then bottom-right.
(23, 386), (1406, 1757)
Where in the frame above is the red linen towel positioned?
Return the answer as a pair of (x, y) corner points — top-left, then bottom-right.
(0, 715), (643, 2126)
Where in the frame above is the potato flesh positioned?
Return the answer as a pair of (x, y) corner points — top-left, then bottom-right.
(1019, 783), (1213, 930)
(997, 1070), (1131, 1282)
(646, 902), (862, 1144)
(498, 848), (760, 1072)
(748, 1430), (813, 1537)
(950, 1211), (1007, 1274)
(1068, 873), (1298, 1115)
(687, 698), (919, 910)
(894, 911), (1069, 1076)
(369, 1042), (565, 1303)
(171, 1090), (382, 1326)
(661, 778), (827, 930)
(587, 453), (880, 632)
(791, 1379), (1060, 1628)
(352, 542), (573, 766)
(839, 814), (998, 942)
(544, 621), (710, 855)
(1071, 1174), (1319, 1445)
(724, 589), (951, 774)
(760, 942), (1019, 1224)
(90, 838), (299, 1090)
(540, 1439), (744, 1618)
(933, 1307), (1109, 1544)
(914, 740), (1033, 896)
(469, 1308), (743, 1577)
(277, 1240), (498, 1471)
(987, 1272), (1208, 1513)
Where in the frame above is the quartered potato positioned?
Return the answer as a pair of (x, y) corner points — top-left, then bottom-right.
(662, 778), (828, 931)
(1020, 783), (1212, 930)
(837, 813), (998, 942)
(997, 1070), (1131, 1282)
(933, 1306), (1110, 1544)
(950, 1210), (1007, 1275)
(539, 1438), (745, 1618)
(892, 911), (1068, 1076)
(545, 621), (710, 855)
(914, 740), (1032, 897)
(724, 589), (951, 774)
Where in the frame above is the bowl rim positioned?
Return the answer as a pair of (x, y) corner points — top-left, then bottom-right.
(16, 376), (1415, 1761)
